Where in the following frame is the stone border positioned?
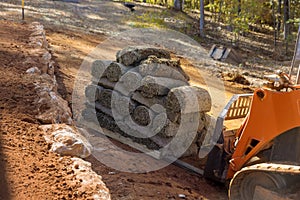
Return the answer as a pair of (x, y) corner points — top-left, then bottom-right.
(25, 22), (111, 200)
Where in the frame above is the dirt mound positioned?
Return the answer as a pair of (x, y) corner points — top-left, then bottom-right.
(0, 20), (110, 200)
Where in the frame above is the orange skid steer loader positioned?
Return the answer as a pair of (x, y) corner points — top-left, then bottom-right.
(203, 26), (300, 199)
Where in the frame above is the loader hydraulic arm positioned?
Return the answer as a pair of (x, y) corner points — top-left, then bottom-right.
(227, 88), (300, 179)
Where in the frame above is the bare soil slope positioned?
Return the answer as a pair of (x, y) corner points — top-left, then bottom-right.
(0, 20), (101, 200)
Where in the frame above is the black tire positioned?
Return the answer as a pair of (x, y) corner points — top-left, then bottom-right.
(229, 171), (287, 200)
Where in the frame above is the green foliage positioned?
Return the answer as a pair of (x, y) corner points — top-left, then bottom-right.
(287, 18), (300, 24)
(127, 0), (299, 40)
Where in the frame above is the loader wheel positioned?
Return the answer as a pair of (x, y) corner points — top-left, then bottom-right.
(229, 171), (287, 200)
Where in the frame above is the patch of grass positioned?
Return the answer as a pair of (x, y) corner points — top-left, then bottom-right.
(127, 9), (195, 33)
(123, 6), (204, 44)
(128, 11), (167, 28)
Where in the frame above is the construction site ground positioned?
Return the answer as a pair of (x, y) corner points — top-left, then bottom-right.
(0, 1), (294, 200)
(0, 18), (228, 200)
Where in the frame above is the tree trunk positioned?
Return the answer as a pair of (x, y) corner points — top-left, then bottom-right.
(272, 0), (277, 47)
(237, 0), (241, 15)
(277, 0), (282, 34)
(283, 0), (290, 54)
(200, 0), (205, 37)
(283, 0), (290, 40)
(218, 0), (223, 22)
(209, 0), (216, 22)
(174, 0), (182, 11)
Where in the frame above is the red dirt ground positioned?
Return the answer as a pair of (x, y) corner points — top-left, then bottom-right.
(0, 20), (102, 200)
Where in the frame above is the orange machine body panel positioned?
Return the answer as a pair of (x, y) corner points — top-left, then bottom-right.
(227, 88), (300, 178)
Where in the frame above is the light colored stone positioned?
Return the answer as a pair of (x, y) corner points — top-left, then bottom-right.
(26, 67), (41, 74)
(29, 48), (51, 74)
(34, 73), (71, 124)
(36, 90), (72, 124)
(39, 124), (92, 158)
(28, 22), (48, 48)
(70, 157), (111, 200)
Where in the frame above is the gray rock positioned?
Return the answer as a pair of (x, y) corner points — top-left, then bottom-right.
(166, 109), (181, 123)
(93, 77), (132, 96)
(159, 119), (179, 137)
(161, 131), (198, 158)
(150, 134), (172, 148)
(96, 109), (121, 133)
